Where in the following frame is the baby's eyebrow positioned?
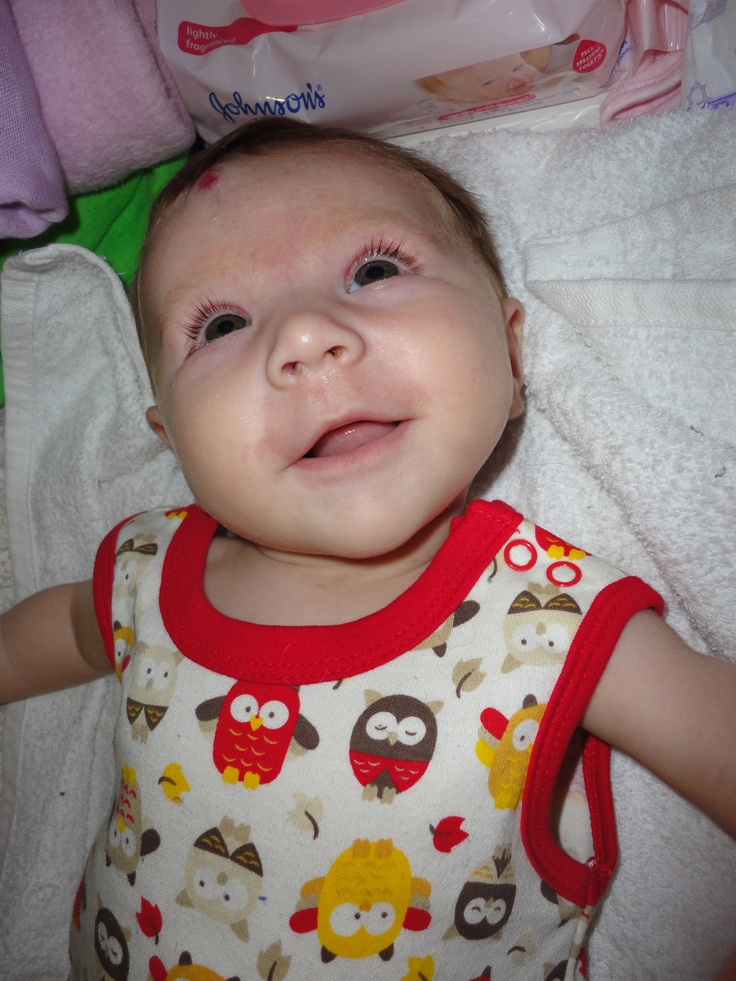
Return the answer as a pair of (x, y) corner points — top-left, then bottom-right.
(343, 211), (457, 252)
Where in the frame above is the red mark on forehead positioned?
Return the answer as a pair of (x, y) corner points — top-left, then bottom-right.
(197, 168), (220, 191)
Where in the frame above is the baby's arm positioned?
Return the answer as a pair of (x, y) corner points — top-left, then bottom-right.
(584, 610), (736, 840)
(0, 581), (110, 704)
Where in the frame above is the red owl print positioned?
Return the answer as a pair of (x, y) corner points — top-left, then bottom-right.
(349, 692), (442, 803)
(196, 682), (319, 789)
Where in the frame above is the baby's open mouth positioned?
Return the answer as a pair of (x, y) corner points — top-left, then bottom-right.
(305, 420), (399, 459)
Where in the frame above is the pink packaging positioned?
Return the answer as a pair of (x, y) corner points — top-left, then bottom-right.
(156, 0), (628, 142)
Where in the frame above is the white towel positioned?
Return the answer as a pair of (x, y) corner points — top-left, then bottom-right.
(0, 246), (189, 979)
(0, 108), (735, 979)
(522, 189), (736, 655)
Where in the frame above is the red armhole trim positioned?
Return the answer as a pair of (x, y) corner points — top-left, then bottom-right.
(582, 732), (616, 896)
(92, 517), (135, 670)
(521, 576), (664, 908)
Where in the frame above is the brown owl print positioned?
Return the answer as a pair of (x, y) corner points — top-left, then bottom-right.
(444, 845), (516, 942)
(349, 691), (442, 803)
(94, 905), (131, 981)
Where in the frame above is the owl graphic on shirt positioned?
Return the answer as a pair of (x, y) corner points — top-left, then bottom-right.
(196, 681), (319, 789)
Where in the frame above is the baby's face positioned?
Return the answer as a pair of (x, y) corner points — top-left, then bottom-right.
(427, 52), (546, 104)
(139, 148), (523, 561)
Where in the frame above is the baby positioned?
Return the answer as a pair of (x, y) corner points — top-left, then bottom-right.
(1, 118), (734, 981)
(417, 35), (581, 106)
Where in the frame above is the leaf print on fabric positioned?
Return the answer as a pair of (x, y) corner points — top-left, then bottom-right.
(452, 658), (486, 698)
(258, 940), (292, 980)
(158, 762), (190, 804)
(136, 897), (162, 944)
(402, 954), (435, 980)
(289, 794), (323, 839)
(430, 816), (469, 853)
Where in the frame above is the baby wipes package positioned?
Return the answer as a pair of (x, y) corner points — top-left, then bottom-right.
(682, 0), (736, 110)
(155, 0), (628, 142)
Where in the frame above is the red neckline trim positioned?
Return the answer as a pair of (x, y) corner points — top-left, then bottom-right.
(158, 500), (521, 684)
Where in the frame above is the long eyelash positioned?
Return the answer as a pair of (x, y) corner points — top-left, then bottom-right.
(362, 238), (420, 271)
(181, 298), (228, 343)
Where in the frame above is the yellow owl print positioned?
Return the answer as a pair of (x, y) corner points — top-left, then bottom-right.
(476, 696), (546, 810)
(290, 838), (431, 963)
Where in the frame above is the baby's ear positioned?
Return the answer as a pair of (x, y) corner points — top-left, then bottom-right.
(145, 406), (173, 449)
(503, 298), (525, 420)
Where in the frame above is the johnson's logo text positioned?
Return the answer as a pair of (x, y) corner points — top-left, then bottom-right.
(209, 84), (326, 125)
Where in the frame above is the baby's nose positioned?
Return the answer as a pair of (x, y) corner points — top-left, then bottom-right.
(266, 300), (364, 384)
(280, 339), (348, 378)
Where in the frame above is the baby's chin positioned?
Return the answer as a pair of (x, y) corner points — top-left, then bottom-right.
(250, 517), (449, 568)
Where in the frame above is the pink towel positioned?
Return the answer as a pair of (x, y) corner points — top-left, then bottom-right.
(600, 0), (687, 125)
(8, 0), (195, 194)
(0, 0), (67, 238)
(600, 48), (683, 123)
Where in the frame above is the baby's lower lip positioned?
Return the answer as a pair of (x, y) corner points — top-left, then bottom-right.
(305, 420), (399, 459)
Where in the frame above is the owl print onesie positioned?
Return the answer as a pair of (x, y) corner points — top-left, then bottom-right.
(70, 500), (662, 981)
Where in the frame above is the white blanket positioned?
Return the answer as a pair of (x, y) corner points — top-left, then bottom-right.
(1, 108), (735, 979)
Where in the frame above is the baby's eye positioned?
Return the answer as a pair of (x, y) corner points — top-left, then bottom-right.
(183, 303), (251, 351)
(202, 313), (249, 344)
(348, 258), (402, 292)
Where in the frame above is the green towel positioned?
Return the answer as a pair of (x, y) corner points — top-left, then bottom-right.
(0, 153), (186, 406)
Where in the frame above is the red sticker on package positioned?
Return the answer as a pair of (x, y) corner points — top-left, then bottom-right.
(573, 39), (607, 73)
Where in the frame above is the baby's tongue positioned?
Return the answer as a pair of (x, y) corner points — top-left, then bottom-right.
(309, 421), (395, 458)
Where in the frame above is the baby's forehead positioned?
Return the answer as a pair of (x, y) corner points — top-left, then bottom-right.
(144, 146), (437, 266)
(141, 139), (496, 306)
(176, 143), (458, 226)
(148, 148), (472, 284)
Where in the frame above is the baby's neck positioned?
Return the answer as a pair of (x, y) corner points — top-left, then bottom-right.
(203, 519), (453, 627)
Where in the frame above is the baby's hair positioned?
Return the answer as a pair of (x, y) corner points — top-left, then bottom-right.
(132, 117), (507, 365)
